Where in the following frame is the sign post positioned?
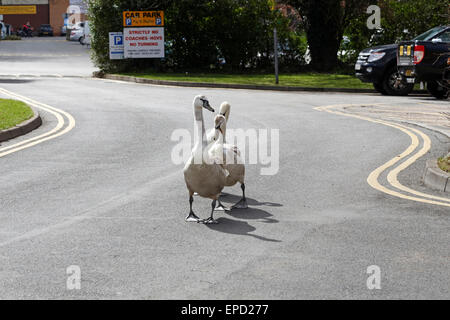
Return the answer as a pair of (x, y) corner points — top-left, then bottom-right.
(124, 27), (164, 59)
(270, 1), (279, 84)
(121, 10), (165, 59)
(123, 11), (164, 27)
(109, 32), (124, 60)
(274, 27), (279, 85)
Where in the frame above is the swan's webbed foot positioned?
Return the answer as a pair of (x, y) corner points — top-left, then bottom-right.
(199, 199), (219, 224)
(232, 198), (248, 209)
(232, 183), (248, 209)
(186, 195), (200, 222)
(215, 200), (230, 212)
(185, 212), (200, 222)
(198, 217), (219, 224)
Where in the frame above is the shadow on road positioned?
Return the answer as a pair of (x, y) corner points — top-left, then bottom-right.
(205, 194), (282, 242)
(227, 207), (278, 224)
(0, 79), (35, 84)
(206, 217), (281, 242)
(408, 96), (446, 102)
(221, 193), (283, 208)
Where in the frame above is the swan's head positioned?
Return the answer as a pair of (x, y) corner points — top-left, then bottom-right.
(214, 115), (226, 135)
(219, 102), (231, 121)
(193, 95), (215, 112)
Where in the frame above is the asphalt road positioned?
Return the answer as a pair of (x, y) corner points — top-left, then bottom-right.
(0, 38), (449, 299)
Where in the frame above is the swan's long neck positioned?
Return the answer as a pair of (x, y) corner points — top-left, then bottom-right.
(193, 105), (207, 158)
(221, 122), (227, 144)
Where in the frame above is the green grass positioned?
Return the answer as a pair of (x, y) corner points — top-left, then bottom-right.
(438, 156), (450, 173)
(3, 35), (22, 41)
(121, 72), (374, 89)
(0, 99), (34, 131)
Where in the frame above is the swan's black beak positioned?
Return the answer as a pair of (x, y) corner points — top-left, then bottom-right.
(202, 99), (214, 112)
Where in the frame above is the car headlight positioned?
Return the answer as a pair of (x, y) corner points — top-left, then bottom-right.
(367, 52), (386, 62)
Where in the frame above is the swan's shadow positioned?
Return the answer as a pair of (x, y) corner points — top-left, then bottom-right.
(206, 217), (281, 242)
(220, 193), (283, 208)
(206, 195), (281, 242)
(226, 207), (278, 224)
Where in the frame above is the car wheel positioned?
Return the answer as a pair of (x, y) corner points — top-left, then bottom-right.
(79, 36), (84, 45)
(427, 81), (449, 99)
(373, 82), (388, 95)
(382, 67), (414, 96)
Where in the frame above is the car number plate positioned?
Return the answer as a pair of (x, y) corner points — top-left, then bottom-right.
(406, 78), (415, 83)
(355, 64), (361, 70)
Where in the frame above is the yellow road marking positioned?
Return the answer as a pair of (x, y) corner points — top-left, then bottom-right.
(0, 87), (75, 158)
(315, 104), (450, 207)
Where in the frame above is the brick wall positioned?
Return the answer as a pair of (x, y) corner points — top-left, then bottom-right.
(2, 4), (49, 33)
(49, 0), (69, 36)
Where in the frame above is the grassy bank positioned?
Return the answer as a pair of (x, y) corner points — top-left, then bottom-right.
(0, 99), (34, 130)
(438, 156), (450, 173)
(120, 72), (374, 89)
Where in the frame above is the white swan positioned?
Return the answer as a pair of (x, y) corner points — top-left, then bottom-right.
(208, 114), (248, 211)
(183, 95), (227, 224)
(206, 101), (230, 144)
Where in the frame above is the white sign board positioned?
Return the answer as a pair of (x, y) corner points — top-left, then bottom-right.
(124, 27), (164, 59)
(109, 32), (124, 60)
(0, 15), (3, 21)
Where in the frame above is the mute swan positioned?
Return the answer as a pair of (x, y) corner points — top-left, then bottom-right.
(206, 101), (230, 144)
(183, 95), (227, 224)
(209, 114), (248, 211)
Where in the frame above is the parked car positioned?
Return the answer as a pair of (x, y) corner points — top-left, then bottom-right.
(0, 22), (6, 39)
(69, 22), (85, 42)
(398, 25), (450, 99)
(355, 26), (449, 96)
(38, 24), (53, 37)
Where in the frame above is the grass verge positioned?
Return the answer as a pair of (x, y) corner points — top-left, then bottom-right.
(0, 99), (34, 131)
(120, 72), (374, 89)
(438, 156), (450, 173)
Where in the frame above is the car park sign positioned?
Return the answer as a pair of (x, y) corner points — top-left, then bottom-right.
(123, 11), (164, 27)
(109, 32), (124, 60)
(124, 27), (164, 59)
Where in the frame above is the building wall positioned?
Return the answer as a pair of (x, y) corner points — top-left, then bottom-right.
(1, 2), (49, 32)
(0, 0), (83, 35)
(49, 0), (69, 36)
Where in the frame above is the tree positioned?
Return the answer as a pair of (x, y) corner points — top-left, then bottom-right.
(286, 0), (370, 71)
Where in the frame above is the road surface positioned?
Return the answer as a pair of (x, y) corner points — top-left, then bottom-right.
(0, 38), (448, 299)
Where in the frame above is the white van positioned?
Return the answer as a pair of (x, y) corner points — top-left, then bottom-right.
(80, 21), (91, 46)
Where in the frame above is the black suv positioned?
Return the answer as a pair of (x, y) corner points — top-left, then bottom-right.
(398, 25), (450, 99)
(38, 24), (53, 37)
(355, 26), (449, 96)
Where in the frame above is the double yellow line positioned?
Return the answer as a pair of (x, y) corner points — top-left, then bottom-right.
(315, 104), (450, 207)
(0, 87), (76, 158)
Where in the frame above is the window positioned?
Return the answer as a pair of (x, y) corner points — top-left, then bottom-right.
(435, 30), (450, 42)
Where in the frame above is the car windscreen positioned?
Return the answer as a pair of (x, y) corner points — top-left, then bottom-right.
(413, 26), (447, 41)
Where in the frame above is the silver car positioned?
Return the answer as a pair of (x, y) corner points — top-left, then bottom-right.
(69, 22), (85, 42)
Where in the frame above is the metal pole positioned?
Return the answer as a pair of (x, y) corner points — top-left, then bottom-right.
(274, 27), (279, 84)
